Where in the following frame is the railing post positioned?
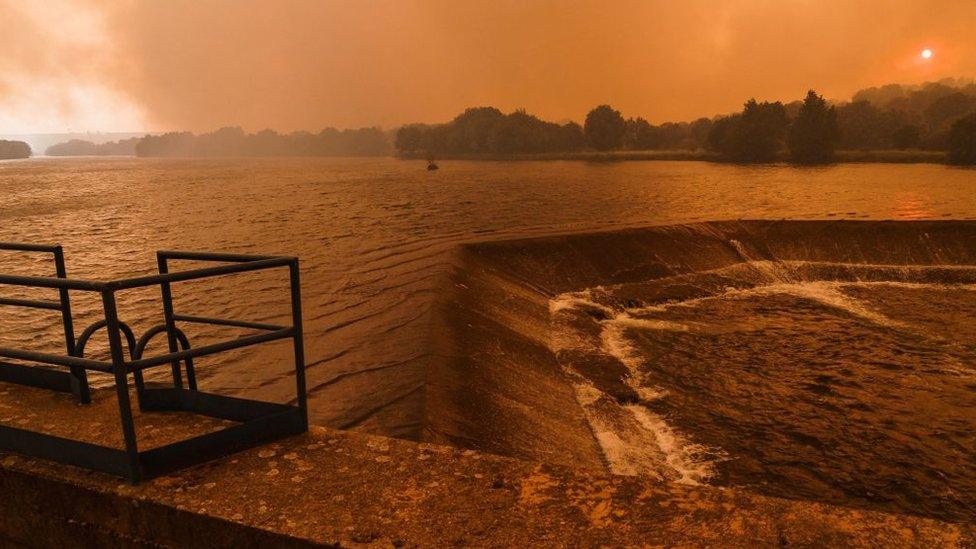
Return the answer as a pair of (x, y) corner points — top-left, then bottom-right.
(53, 246), (90, 403)
(156, 253), (184, 389)
(101, 289), (141, 483)
(289, 259), (308, 429)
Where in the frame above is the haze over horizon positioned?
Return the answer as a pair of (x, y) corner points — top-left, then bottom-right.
(1, 0), (975, 134)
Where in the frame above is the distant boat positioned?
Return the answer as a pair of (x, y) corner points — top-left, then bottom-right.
(427, 160), (439, 171)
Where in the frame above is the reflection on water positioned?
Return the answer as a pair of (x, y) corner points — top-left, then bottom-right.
(1, 157), (976, 440)
(891, 192), (936, 219)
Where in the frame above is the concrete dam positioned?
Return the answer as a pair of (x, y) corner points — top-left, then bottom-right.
(427, 220), (976, 524)
(2, 219), (974, 545)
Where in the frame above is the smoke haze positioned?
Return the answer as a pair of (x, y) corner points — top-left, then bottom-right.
(2, 0), (975, 133)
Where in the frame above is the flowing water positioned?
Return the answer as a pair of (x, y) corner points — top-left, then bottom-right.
(550, 258), (976, 521)
(1, 158), (976, 517)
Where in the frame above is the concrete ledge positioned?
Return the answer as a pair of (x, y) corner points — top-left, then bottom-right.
(1, 420), (972, 547)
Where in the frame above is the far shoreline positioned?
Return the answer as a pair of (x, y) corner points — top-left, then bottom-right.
(398, 149), (950, 165)
(18, 149), (959, 166)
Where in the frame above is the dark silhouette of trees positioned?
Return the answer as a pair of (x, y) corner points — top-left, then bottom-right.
(135, 126), (391, 157)
(706, 100), (788, 162)
(619, 117), (711, 150)
(556, 121), (586, 151)
(451, 107), (506, 152)
(948, 113), (976, 165)
(0, 140), (31, 159)
(47, 138), (141, 156)
(394, 124), (425, 153)
(626, 117), (658, 149)
(892, 124), (921, 149)
(845, 79), (976, 150)
(394, 107), (586, 156)
(584, 105), (627, 150)
(788, 90), (839, 164)
(706, 115), (737, 154)
(381, 78), (976, 160)
(688, 118), (714, 148)
(836, 101), (897, 150)
(925, 92), (976, 130)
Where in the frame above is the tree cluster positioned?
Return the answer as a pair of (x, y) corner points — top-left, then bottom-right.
(0, 140), (31, 160)
(706, 99), (792, 162)
(395, 106), (711, 156)
(838, 79), (976, 150)
(46, 138), (140, 156)
(949, 113), (976, 165)
(395, 107), (585, 155)
(135, 127), (391, 157)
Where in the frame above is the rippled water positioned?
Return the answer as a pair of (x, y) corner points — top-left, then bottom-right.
(2, 157), (976, 441)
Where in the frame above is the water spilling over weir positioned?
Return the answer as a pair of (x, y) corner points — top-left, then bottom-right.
(429, 220), (976, 523)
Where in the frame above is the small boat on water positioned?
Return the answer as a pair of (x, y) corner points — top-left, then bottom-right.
(427, 160), (439, 171)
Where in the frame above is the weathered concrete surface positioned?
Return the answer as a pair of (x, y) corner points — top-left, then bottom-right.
(1, 383), (973, 548)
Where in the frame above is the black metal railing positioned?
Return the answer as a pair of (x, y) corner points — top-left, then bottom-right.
(0, 246), (308, 483)
(0, 243), (88, 401)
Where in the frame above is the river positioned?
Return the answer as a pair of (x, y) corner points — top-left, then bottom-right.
(1, 157), (975, 439)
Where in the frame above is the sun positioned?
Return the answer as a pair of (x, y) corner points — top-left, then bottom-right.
(921, 48), (933, 59)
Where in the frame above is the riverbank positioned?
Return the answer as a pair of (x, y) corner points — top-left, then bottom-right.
(401, 148), (950, 164)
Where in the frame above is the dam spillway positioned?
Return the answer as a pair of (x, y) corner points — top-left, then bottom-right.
(1, 219), (975, 545)
(427, 220), (976, 523)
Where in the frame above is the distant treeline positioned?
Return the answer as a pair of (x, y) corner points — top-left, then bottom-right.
(38, 78), (976, 164)
(134, 127), (390, 157)
(396, 78), (976, 164)
(0, 140), (31, 160)
(44, 127), (391, 158)
(46, 138), (140, 156)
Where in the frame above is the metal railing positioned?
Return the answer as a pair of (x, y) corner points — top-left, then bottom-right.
(0, 243), (88, 400)
(0, 246), (308, 483)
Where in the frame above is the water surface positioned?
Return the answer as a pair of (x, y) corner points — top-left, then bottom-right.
(1, 157), (975, 437)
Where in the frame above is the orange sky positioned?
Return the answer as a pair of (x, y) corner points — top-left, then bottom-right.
(1, 0), (974, 133)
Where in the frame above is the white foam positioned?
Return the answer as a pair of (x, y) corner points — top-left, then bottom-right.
(624, 279), (908, 329)
(729, 239), (794, 283)
(548, 291), (721, 484)
(548, 289), (613, 315)
(625, 404), (718, 484)
(608, 315), (690, 332)
(763, 282), (903, 327)
(549, 274), (976, 485)
(599, 322), (641, 370)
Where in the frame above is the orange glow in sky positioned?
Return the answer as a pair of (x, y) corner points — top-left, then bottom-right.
(1, 0), (975, 133)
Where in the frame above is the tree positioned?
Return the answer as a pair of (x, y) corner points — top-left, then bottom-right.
(706, 115), (738, 154)
(924, 92), (976, 130)
(836, 101), (890, 150)
(788, 90), (839, 164)
(706, 100), (788, 162)
(891, 124), (921, 150)
(0, 140), (31, 159)
(688, 118), (714, 149)
(556, 122), (586, 151)
(584, 105), (626, 150)
(626, 117), (659, 149)
(449, 107), (505, 153)
(948, 113), (976, 165)
(731, 100), (788, 162)
(395, 125), (426, 153)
